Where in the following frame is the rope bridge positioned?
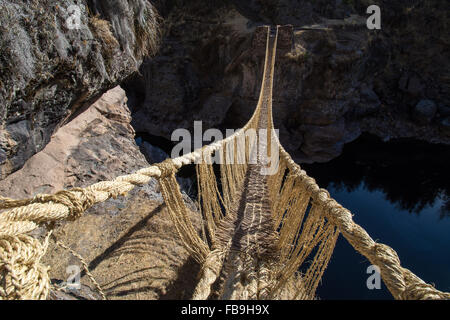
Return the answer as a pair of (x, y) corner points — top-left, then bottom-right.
(0, 26), (448, 300)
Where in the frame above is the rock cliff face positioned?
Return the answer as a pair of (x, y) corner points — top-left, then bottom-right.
(0, 86), (200, 300)
(0, 0), (160, 179)
(124, 0), (449, 163)
(0, 86), (153, 197)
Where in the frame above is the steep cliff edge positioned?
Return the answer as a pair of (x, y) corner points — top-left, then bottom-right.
(0, 0), (160, 179)
(0, 86), (152, 197)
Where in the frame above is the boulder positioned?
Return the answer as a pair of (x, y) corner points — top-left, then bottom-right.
(413, 99), (437, 124)
(300, 118), (346, 162)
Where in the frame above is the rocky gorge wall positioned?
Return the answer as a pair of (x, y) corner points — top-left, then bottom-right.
(1, 0), (448, 181)
(124, 0), (449, 163)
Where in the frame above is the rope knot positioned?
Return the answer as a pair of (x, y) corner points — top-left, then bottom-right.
(33, 188), (95, 221)
(155, 159), (177, 179)
(58, 188), (95, 220)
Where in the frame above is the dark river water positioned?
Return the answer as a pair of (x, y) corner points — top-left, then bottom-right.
(302, 134), (450, 299)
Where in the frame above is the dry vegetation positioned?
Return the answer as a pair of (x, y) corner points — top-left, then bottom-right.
(133, 5), (162, 60)
(89, 15), (119, 58)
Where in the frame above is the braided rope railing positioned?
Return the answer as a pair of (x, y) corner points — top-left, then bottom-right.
(268, 93), (450, 300)
(1, 25), (448, 300)
(279, 149), (449, 300)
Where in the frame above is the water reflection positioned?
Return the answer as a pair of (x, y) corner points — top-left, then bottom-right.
(302, 133), (450, 299)
(316, 183), (450, 299)
(302, 134), (450, 219)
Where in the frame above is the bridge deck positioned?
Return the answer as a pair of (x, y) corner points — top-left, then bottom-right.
(205, 30), (280, 300)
